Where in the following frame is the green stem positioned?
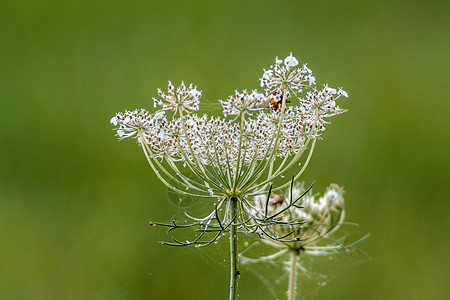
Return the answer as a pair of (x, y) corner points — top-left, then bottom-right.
(229, 197), (239, 300)
(288, 250), (298, 300)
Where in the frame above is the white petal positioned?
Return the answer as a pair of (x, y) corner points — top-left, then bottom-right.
(338, 88), (349, 97)
(284, 53), (299, 68)
(189, 88), (202, 98)
(110, 116), (118, 126)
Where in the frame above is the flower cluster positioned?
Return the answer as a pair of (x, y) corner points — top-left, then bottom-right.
(111, 53), (365, 299)
(153, 81), (201, 115)
(111, 109), (312, 162)
(252, 183), (346, 251)
(300, 85), (349, 132)
(111, 53), (348, 199)
(219, 89), (266, 117)
(110, 108), (163, 139)
(239, 182), (367, 300)
(259, 52), (316, 95)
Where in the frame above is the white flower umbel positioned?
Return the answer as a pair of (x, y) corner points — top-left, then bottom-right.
(300, 85), (349, 132)
(241, 183), (368, 300)
(153, 81), (201, 115)
(219, 89), (266, 117)
(111, 53), (353, 300)
(260, 52), (316, 96)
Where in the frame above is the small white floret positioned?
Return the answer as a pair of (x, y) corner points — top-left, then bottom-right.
(284, 52), (299, 68)
(110, 116), (118, 126)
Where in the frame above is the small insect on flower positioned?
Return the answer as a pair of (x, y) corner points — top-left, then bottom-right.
(267, 91), (291, 111)
(269, 194), (285, 206)
(267, 93), (280, 111)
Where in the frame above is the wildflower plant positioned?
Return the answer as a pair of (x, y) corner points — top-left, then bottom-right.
(241, 183), (369, 299)
(110, 53), (366, 299)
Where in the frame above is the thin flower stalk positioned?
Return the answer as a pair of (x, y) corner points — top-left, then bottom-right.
(229, 197), (239, 300)
(288, 250), (298, 300)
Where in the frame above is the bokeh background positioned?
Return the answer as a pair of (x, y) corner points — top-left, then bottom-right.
(1, 0), (449, 299)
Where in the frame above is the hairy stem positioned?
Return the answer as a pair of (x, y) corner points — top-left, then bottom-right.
(229, 197), (239, 300)
(288, 250), (298, 300)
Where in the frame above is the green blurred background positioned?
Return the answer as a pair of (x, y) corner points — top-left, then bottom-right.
(1, 0), (449, 299)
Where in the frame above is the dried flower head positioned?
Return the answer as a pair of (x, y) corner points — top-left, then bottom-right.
(239, 181), (368, 267)
(239, 182), (368, 300)
(252, 183), (347, 251)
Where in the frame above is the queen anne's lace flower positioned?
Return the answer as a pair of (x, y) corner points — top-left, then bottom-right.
(111, 53), (366, 300)
(153, 81), (201, 114)
(299, 85), (349, 132)
(111, 110), (312, 171)
(252, 183), (346, 249)
(219, 89), (266, 117)
(110, 109), (163, 139)
(260, 52), (316, 95)
(111, 53), (348, 199)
